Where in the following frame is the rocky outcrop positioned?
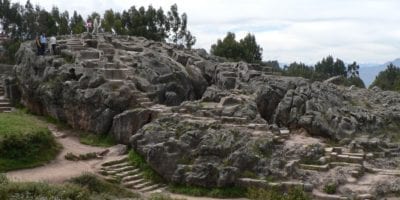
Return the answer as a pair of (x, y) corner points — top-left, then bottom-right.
(12, 33), (400, 194)
(13, 34), (214, 138)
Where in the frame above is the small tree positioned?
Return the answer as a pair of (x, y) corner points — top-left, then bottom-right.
(210, 32), (262, 63)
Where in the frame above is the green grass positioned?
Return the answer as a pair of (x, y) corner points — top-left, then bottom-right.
(0, 111), (60, 172)
(128, 150), (164, 183)
(68, 173), (139, 199)
(0, 173), (139, 200)
(79, 133), (116, 147)
(168, 185), (247, 198)
(247, 187), (311, 200)
(323, 183), (337, 194)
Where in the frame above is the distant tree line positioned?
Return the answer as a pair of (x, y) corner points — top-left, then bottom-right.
(209, 32), (365, 88)
(282, 56), (365, 88)
(0, 0), (195, 63)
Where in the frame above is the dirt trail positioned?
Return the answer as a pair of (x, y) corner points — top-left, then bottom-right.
(5, 125), (108, 183)
(5, 124), (248, 200)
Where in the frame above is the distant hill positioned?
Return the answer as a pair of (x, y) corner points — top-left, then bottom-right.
(360, 58), (400, 87)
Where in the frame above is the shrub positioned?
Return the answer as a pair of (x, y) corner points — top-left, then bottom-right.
(0, 112), (60, 172)
(323, 183), (337, 194)
(79, 133), (116, 147)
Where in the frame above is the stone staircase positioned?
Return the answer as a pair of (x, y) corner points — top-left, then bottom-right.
(297, 147), (376, 199)
(0, 83), (12, 113)
(98, 156), (166, 194)
(66, 38), (85, 51)
(132, 90), (154, 108)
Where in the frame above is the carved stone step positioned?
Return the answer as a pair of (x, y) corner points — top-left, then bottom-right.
(79, 50), (101, 60)
(140, 102), (153, 107)
(122, 174), (143, 183)
(102, 162), (130, 170)
(220, 116), (248, 124)
(140, 184), (163, 193)
(299, 164), (330, 171)
(100, 48), (115, 55)
(132, 181), (153, 190)
(101, 156), (128, 167)
(103, 166), (138, 175)
(123, 178), (146, 187)
(114, 169), (139, 177)
(0, 107), (12, 112)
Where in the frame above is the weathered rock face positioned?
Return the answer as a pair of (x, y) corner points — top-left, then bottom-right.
(12, 33), (400, 194)
(13, 34), (214, 141)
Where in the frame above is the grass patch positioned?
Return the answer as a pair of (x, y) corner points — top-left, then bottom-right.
(68, 173), (138, 198)
(79, 133), (116, 147)
(148, 193), (185, 200)
(323, 183), (337, 194)
(247, 187), (311, 200)
(0, 173), (139, 200)
(128, 150), (164, 183)
(168, 185), (247, 198)
(0, 111), (60, 172)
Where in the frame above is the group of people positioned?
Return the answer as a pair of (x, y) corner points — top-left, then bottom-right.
(35, 33), (57, 56)
(35, 17), (101, 56)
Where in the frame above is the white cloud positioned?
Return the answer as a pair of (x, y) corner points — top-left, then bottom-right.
(10, 0), (400, 64)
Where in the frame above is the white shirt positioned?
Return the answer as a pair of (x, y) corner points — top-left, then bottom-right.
(49, 36), (56, 45)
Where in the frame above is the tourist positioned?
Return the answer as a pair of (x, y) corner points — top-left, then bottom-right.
(92, 17), (101, 34)
(35, 35), (41, 56)
(85, 19), (92, 33)
(49, 36), (57, 55)
(39, 32), (47, 55)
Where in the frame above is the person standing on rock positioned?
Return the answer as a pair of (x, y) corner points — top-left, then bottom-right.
(49, 36), (57, 55)
(92, 17), (101, 35)
(35, 35), (41, 56)
(39, 32), (47, 55)
(85, 19), (92, 33)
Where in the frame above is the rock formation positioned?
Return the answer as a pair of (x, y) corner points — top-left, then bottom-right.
(10, 33), (400, 199)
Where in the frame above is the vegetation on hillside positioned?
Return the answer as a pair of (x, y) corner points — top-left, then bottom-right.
(0, 111), (60, 172)
(282, 56), (365, 88)
(370, 63), (400, 91)
(0, 173), (139, 200)
(0, 0), (196, 63)
(211, 32), (263, 63)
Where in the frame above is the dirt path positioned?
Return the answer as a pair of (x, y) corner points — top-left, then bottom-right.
(5, 125), (108, 183)
(5, 124), (248, 200)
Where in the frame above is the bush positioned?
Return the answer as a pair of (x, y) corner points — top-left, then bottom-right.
(79, 133), (116, 147)
(0, 112), (60, 172)
(323, 183), (337, 194)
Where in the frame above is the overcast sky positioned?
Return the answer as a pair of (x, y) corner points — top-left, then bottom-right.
(10, 0), (400, 64)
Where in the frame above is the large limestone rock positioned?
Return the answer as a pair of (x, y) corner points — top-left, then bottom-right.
(11, 33), (400, 192)
(13, 34), (213, 139)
